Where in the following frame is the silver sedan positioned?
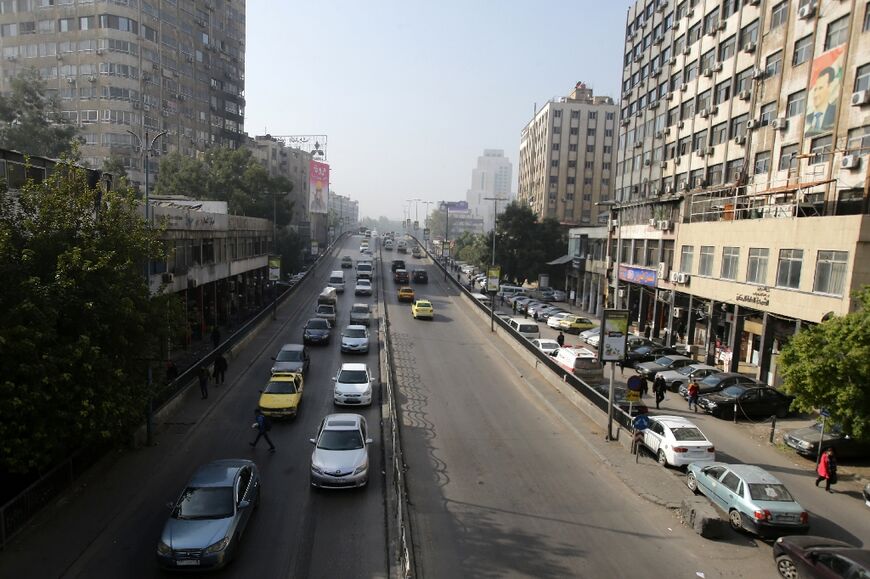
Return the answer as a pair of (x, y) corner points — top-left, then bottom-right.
(310, 414), (373, 489)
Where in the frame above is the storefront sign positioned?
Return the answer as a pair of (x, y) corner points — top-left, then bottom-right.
(736, 286), (771, 307)
(618, 265), (657, 287)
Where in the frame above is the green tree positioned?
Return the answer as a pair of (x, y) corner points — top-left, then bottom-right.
(780, 286), (870, 439)
(0, 159), (172, 473)
(152, 151), (209, 198)
(101, 156), (129, 187)
(0, 68), (78, 158)
(493, 203), (566, 285)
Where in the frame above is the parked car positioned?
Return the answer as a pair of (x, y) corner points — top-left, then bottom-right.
(559, 315), (595, 334)
(340, 325), (370, 354)
(303, 317), (332, 345)
(538, 307), (566, 322)
(315, 304), (336, 324)
(526, 302), (551, 319)
(547, 312), (573, 329)
(341, 256), (353, 269)
(270, 343), (310, 375)
(772, 535), (870, 579)
(258, 372), (304, 419)
(621, 345), (681, 367)
(699, 385), (794, 419)
(686, 463), (809, 537)
(531, 338), (561, 356)
(411, 299), (434, 319)
(657, 364), (720, 393)
(156, 460), (260, 570)
(412, 269), (428, 283)
(354, 279), (373, 296)
(586, 332), (601, 348)
(680, 372), (762, 399)
(350, 303), (371, 327)
(397, 286), (415, 302)
(551, 290), (567, 301)
(640, 415), (715, 468)
(309, 413), (373, 489)
(783, 423), (870, 460)
(635, 354), (695, 380)
(579, 327), (600, 342)
(332, 363), (374, 406)
(394, 269), (410, 284)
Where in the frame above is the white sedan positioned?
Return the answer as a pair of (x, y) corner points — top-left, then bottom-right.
(531, 338), (561, 356)
(547, 312), (572, 329)
(354, 279), (372, 296)
(640, 415), (716, 468)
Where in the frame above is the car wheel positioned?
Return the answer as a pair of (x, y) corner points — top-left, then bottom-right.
(775, 554), (798, 579)
(686, 472), (699, 494)
(728, 509), (744, 531)
(775, 406), (788, 419)
(671, 381), (682, 393)
(657, 450), (669, 467)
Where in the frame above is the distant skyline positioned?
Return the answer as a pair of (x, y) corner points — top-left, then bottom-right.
(246, 1), (627, 220)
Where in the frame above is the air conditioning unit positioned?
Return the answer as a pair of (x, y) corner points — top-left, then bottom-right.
(717, 21), (726, 31)
(738, 90), (752, 100)
(712, 62), (723, 72)
(644, 158), (652, 166)
(679, 181), (689, 190)
(705, 147), (714, 156)
(5, 56), (16, 62)
(749, 0), (760, 4)
(663, 127), (671, 136)
(669, 57), (677, 66)
(655, 130), (664, 139)
(621, 118), (630, 126)
(658, 220), (672, 230)
(680, 82), (688, 92)
(699, 108), (710, 118)
(771, 117), (788, 130)
(656, 1), (665, 12)
(703, 67), (713, 77)
(696, 148), (707, 157)
(682, 46), (691, 56)
(851, 90), (870, 106)
(667, 91), (675, 101)
(674, 156), (682, 165)
(678, 120), (685, 129)
(634, 54), (643, 63)
(752, 67), (766, 79)
(96, 48), (104, 55)
(634, 141), (644, 148)
(665, 184), (675, 194)
(677, 272), (690, 283)
(611, 219), (619, 229)
(695, 178), (707, 188)
(743, 41), (756, 53)
(707, 28), (717, 37)
(650, 218), (658, 227)
(654, 35), (664, 44)
(660, 161), (669, 169)
(636, 110), (644, 117)
(658, 262), (669, 278)
(746, 119), (759, 129)
(686, 9), (694, 18)
(161, 272), (174, 283)
(798, 4), (816, 19)
(734, 135), (747, 145)
(841, 155), (861, 170)
(669, 271), (681, 283)
(673, 307), (684, 317)
(132, 102), (141, 109)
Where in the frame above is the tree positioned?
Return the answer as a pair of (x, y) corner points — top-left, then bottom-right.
(0, 159), (174, 473)
(0, 68), (78, 158)
(779, 286), (870, 439)
(491, 203), (566, 285)
(101, 156), (129, 187)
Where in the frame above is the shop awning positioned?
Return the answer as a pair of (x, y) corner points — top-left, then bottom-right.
(546, 254), (573, 265)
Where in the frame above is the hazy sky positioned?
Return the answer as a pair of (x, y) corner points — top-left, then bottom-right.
(246, 1), (627, 220)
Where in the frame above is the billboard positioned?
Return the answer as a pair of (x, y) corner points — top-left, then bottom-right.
(805, 45), (845, 138)
(309, 160), (329, 214)
(600, 309), (629, 362)
(440, 201), (468, 211)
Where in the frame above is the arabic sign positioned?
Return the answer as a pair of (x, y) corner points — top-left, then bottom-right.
(600, 309), (629, 362)
(486, 266), (501, 293)
(618, 265), (657, 287)
(736, 286), (771, 307)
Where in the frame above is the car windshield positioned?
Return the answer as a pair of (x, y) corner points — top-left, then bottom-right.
(264, 379), (297, 394)
(701, 373), (725, 386)
(677, 366), (696, 375)
(352, 305), (369, 314)
(307, 319), (329, 329)
(358, 265), (372, 271)
(357, 281), (371, 287)
(338, 370), (368, 383)
(721, 385), (748, 397)
(318, 429), (364, 450)
(653, 356), (675, 365)
(276, 350), (303, 362)
(671, 427), (706, 441)
(748, 483), (794, 502)
(316, 306), (334, 314)
(344, 328), (367, 338)
(416, 301), (431, 308)
(173, 487), (234, 520)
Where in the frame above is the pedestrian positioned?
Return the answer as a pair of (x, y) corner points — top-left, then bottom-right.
(512, 300), (517, 314)
(687, 379), (700, 412)
(653, 375), (667, 409)
(165, 360), (178, 383)
(211, 326), (221, 350)
(213, 352), (228, 385)
(815, 447), (837, 492)
(640, 375), (649, 398)
(250, 409), (276, 452)
(556, 331), (565, 347)
(198, 365), (210, 399)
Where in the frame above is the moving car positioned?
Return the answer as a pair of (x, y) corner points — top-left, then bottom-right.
(391, 259), (406, 272)
(341, 256), (353, 269)
(340, 325), (370, 354)
(350, 303), (372, 327)
(411, 299), (434, 319)
(635, 354), (694, 380)
(303, 317), (332, 345)
(258, 373), (304, 419)
(699, 385), (794, 419)
(679, 372), (761, 399)
(397, 239), (408, 253)
(156, 460), (260, 570)
(270, 343), (310, 375)
(315, 304), (336, 324)
(394, 269), (410, 284)
(657, 364), (720, 393)
(783, 423), (870, 460)
(309, 413), (373, 489)
(384, 239), (393, 250)
(327, 270), (345, 293)
(356, 262), (373, 280)
(640, 415), (715, 468)
(354, 279), (373, 296)
(559, 315), (595, 334)
(772, 536), (870, 579)
(411, 246), (422, 258)
(398, 286), (415, 302)
(686, 463), (809, 537)
(412, 269), (428, 283)
(333, 363), (374, 406)
(531, 338), (560, 356)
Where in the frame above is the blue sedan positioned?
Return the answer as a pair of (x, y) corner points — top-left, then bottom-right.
(687, 462), (809, 538)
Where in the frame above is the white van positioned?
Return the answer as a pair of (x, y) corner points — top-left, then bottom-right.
(327, 270), (345, 293)
(497, 285), (525, 298)
(317, 286), (338, 306)
(554, 347), (604, 381)
(507, 317), (540, 339)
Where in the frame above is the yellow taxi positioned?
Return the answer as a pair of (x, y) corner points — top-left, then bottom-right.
(398, 286), (416, 302)
(257, 373), (304, 419)
(559, 314), (595, 334)
(411, 299), (434, 319)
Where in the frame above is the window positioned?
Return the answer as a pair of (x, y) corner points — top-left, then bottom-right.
(825, 16), (849, 50)
(755, 151), (771, 174)
(793, 35), (813, 66)
(779, 143), (798, 170)
(786, 90), (806, 118)
(554, 110), (562, 118)
(735, 68), (753, 93)
(708, 163), (723, 184)
(809, 135), (832, 164)
(697, 89), (712, 111)
(721, 247), (739, 280)
(855, 64), (870, 92)
(747, 248), (769, 284)
(693, 130), (708, 151)
(740, 20), (759, 46)
(847, 125), (870, 156)
(715, 80), (731, 105)
(731, 113), (749, 138)
(719, 35), (736, 61)
(698, 246), (714, 276)
(776, 249), (803, 289)
(58, 18), (75, 32)
(865, 2), (870, 32)
(765, 50), (783, 77)
(813, 251), (848, 295)
(711, 122), (728, 145)
(726, 158), (745, 182)
(760, 102), (777, 126)
(704, 8), (720, 35)
(770, 1), (788, 30)
(680, 245), (694, 273)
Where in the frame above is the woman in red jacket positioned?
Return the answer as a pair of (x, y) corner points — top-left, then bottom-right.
(815, 447), (837, 492)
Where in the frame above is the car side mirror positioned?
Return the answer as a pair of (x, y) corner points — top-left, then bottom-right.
(366, 438), (373, 444)
(309, 438), (316, 444)
(270, 357), (276, 361)
(166, 501), (175, 511)
(332, 377), (336, 382)
(258, 389), (263, 393)
(238, 499), (250, 509)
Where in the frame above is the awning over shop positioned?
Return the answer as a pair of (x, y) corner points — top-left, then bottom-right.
(546, 254), (573, 265)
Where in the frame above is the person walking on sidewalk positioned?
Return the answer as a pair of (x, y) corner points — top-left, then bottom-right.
(687, 380), (700, 412)
(556, 331), (565, 348)
(213, 352), (228, 385)
(250, 409), (276, 452)
(815, 447), (837, 492)
(653, 375), (667, 409)
(198, 365), (210, 399)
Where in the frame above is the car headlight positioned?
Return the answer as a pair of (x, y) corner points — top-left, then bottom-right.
(204, 537), (230, 554)
(798, 440), (813, 449)
(311, 462), (324, 474)
(354, 462), (368, 474)
(157, 541), (172, 556)
(705, 401), (717, 408)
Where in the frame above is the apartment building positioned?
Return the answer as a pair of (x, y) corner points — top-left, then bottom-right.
(0, 0), (246, 189)
(466, 149), (513, 232)
(248, 134), (311, 227)
(518, 82), (618, 226)
(328, 189), (359, 236)
(613, 0), (869, 385)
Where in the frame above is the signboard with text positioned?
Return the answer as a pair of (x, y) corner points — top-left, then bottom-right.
(618, 265), (657, 287)
(268, 255), (281, 281)
(600, 309), (629, 362)
(486, 266), (501, 293)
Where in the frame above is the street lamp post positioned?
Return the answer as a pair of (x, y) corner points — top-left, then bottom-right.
(597, 199), (623, 441)
(483, 197), (508, 332)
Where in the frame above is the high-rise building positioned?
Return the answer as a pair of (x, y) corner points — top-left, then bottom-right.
(0, 0), (246, 189)
(517, 82), (618, 226)
(248, 134), (311, 227)
(466, 149), (513, 231)
(612, 0), (870, 386)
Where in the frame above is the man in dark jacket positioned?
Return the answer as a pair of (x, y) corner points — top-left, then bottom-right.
(198, 365), (209, 399)
(213, 353), (228, 385)
(250, 409), (276, 452)
(653, 375), (667, 409)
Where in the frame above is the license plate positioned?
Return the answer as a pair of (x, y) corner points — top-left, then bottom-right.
(176, 560), (200, 566)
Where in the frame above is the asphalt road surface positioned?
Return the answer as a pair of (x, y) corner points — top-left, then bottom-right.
(384, 249), (774, 579)
(0, 235), (387, 578)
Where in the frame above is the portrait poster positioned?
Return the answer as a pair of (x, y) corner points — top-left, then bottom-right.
(805, 46), (845, 138)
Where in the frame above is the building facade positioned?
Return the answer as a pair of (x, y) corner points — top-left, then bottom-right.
(613, 0), (870, 385)
(518, 82), (618, 226)
(466, 149), (513, 232)
(247, 134), (311, 227)
(0, 0), (246, 189)
(328, 189), (359, 239)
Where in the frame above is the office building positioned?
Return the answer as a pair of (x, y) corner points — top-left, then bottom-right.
(466, 149), (513, 231)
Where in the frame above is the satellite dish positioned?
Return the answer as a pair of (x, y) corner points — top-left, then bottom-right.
(821, 311), (836, 322)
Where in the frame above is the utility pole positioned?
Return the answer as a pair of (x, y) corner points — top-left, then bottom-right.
(483, 197), (508, 332)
